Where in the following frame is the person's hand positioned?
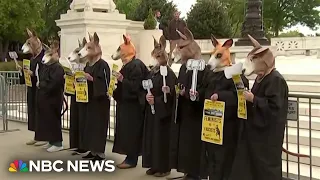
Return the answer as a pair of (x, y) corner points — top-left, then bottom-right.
(146, 93), (154, 105)
(84, 73), (93, 81)
(162, 86), (170, 93)
(36, 81), (40, 88)
(16, 64), (22, 71)
(179, 87), (185, 96)
(114, 72), (124, 82)
(244, 90), (254, 102)
(210, 93), (218, 101)
(26, 70), (33, 76)
(189, 90), (198, 97)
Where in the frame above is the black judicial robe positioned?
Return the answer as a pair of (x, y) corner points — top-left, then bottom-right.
(142, 66), (177, 173)
(112, 58), (149, 156)
(19, 50), (45, 132)
(67, 94), (81, 149)
(82, 59), (110, 153)
(202, 70), (249, 179)
(35, 62), (64, 142)
(229, 69), (289, 180)
(172, 63), (209, 177)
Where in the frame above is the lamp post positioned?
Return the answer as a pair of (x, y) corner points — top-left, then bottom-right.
(235, 0), (270, 46)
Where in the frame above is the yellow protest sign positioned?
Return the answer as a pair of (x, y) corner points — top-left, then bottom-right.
(63, 66), (75, 95)
(107, 64), (119, 97)
(232, 74), (247, 120)
(201, 100), (225, 145)
(74, 71), (88, 103)
(22, 59), (32, 87)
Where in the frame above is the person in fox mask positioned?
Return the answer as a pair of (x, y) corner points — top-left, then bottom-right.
(203, 35), (249, 180)
(171, 27), (209, 180)
(142, 35), (177, 177)
(78, 33), (111, 161)
(111, 34), (149, 169)
(229, 35), (289, 180)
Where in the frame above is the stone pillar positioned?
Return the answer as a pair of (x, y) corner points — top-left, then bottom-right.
(235, 0), (270, 46)
(55, 0), (143, 66)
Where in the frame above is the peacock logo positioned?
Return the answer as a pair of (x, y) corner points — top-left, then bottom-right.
(9, 160), (29, 172)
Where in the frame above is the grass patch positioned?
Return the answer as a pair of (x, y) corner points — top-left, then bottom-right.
(0, 61), (23, 71)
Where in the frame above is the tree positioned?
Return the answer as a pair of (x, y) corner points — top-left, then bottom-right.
(133, 0), (176, 32)
(0, 0), (44, 61)
(114, 0), (141, 20)
(187, 0), (232, 39)
(144, 9), (157, 29)
(220, 0), (246, 38)
(41, 0), (72, 44)
(263, 0), (320, 36)
(279, 30), (305, 37)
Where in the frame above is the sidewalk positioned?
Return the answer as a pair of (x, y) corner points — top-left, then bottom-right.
(0, 121), (183, 180)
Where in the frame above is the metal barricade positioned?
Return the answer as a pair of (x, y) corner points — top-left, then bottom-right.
(282, 93), (320, 180)
(0, 73), (19, 133)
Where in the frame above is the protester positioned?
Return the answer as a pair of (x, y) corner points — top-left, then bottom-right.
(78, 33), (111, 161)
(229, 35), (289, 180)
(142, 35), (177, 177)
(167, 10), (187, 65)
(111, 34), (149, 169)
(35, 43), (65, 152)
(20, 28), (46, 146)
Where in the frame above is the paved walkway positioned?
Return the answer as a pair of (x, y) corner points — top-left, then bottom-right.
(0, 121), (183, 180)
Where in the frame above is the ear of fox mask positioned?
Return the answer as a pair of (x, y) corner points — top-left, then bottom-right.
(123, 34), (131, 45)
(184, 28), (194, 41)
(93, 32), (99, 44)
(88, 32), (93, 42)
(211, 35), (220, 47)
(82, 37), (87, 47)
(153, 36), (159, 48)
(222, 39), (233, 49)
(159, 35), (166, 50)
(78, 39), (82, 47)
(26, 28), (34, 37)
(248, 34), (261, 48)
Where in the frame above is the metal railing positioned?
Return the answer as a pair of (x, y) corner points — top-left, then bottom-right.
(0, 71), (319, 179)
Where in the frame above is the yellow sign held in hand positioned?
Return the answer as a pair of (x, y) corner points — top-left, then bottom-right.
(201, 100), (225, 145)
(74, 71), (88, 103)
(108, 64), (119, 97)
(232, 74), (247, 120)
(23, 59), (32, 87)
(63, 66), (75, 95)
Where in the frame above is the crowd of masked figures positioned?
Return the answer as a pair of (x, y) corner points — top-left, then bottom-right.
(12, 26), (300, 180)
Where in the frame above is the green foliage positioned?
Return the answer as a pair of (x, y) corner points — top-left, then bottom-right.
(144, 9), (157, 30)
(114, 0), (141, 20)
(279, 30), (305, 37)
(133, 0), (176, 29)
(0, 61), (22, 71)
(0, 0), (45, 42)
(40, 0), (72, 43)
(263, 0), (320, 36)
(220, 0), (246, 38)
(187, 0), (232, 39)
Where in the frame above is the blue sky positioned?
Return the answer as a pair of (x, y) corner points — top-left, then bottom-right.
(171, 0), (320, 35)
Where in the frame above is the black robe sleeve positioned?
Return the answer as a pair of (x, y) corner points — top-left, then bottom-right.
(215, 79), (238, 107)
(39, 65), (64, 93)
(92, 61), (110, 98)
(252, 76), (288, 128)
(154, 70), (177, 120)
(121, 63), (144, 99)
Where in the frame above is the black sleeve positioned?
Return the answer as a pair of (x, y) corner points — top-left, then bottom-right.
(92, 62), (110, 98)
(252, 77), (288, 128)
(215, 79), (238, 107)
(154, 70), (177, 120)
(121, 63), (144, 99)
(39, 65), (64, 93)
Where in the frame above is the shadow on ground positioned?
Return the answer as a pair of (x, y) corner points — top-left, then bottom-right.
(0, 120), (183, 180)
